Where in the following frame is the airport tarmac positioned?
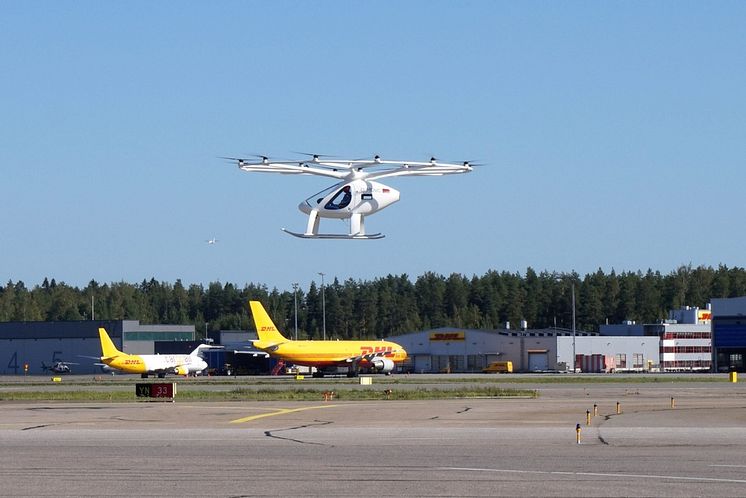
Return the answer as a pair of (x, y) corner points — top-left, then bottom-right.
(1, 378), (746, 497)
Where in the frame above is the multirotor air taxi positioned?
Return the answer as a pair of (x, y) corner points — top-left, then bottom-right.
(227, 154), (474, 239)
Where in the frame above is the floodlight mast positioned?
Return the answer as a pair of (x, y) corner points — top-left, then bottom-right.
(233, 154), (474, 239)
(318, 272), (326, 341)
(292, 282), (299, 341)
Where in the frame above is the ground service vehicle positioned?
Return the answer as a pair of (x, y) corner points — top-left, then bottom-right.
(482, 361), (513, 373)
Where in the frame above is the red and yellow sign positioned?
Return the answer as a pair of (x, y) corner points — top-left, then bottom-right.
(697, 310), (712, 323)
(429, 331), (465, 341)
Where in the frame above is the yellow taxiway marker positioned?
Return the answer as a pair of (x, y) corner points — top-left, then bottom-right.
(229, 404), (339, 424)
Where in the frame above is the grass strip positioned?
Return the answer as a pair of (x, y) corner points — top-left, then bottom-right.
(0, 386), (537, 402)
(0, 374), (727, 389)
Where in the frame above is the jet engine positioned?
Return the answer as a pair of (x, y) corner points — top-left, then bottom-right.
(370, 358), (395, 374)
(174, 365), (189, 376)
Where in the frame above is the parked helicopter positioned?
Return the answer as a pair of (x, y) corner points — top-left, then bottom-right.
(225, 153), (474, 239)
(41, 361), (78, 374)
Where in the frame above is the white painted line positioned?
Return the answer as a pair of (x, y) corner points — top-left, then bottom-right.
(441, 467), (746, 484)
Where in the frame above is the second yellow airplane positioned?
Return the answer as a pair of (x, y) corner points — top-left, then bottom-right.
(249, 300), (407, 377)
(97, 327), (216, 378)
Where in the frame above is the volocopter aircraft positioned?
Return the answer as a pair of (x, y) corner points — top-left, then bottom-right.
(97, 328), (221, 378)
(226, 153), (474, 239)
(249, 300), (408, 377)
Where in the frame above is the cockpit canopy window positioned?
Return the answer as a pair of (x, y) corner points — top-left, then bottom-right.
(325, 186), (352, 210)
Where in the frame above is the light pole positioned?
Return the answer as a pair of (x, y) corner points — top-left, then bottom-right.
(318, 272), (326, 340)
(571, 283), (576, 372)
(292, 282), (299, 341)
(556, 277), (577, 372)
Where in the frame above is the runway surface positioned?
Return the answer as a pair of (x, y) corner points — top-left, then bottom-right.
(1, 378), (746, 497)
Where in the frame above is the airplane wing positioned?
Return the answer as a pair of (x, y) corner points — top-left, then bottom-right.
(234, 350), (270, 357)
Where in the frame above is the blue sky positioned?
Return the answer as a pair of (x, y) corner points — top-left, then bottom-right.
(2, 1), (745, 291)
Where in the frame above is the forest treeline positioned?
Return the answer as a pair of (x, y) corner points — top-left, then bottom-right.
(1, 265), (744, 339)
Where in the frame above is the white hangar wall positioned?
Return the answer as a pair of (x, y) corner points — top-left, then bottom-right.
(388, 327), (578, 373)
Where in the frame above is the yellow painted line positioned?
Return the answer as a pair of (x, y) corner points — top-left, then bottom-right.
(229, 404), (339, 424)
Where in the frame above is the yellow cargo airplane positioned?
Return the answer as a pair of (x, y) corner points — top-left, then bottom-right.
(249, 300), (407, 377)
(97, 327), (217, 378)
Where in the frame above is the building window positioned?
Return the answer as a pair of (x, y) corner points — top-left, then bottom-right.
(633, 353), (644, 369)
(615, 353), (626, 369)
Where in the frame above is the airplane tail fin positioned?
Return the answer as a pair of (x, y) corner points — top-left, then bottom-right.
(249, 301), (289, 344)
(98, 328), (123, 359)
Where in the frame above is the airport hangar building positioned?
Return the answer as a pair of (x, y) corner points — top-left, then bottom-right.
(387, 306), (713, 373)
(386, 325), (661, 373)
(0, 320), (195, 375)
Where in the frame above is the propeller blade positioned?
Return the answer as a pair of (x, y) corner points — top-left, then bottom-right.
(292, 151), (338, 161)
(461, 160), (487, 167)
(220, 155), (278, 165)
(218, 156), (249, 167)
(351, 154), (384, 164)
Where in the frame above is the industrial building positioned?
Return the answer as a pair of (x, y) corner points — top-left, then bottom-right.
(387, 325), (660, 373)
(600, 306), (712, 372)
(0, 320), (194, 375)
(202, 330), (271, 375)
(0, 300), (738, 375)
(711, 297), (746, 372)
(388, 305), (713, 374)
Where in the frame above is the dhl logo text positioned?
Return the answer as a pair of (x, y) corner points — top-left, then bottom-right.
(360, 346), (393, 355)
(261, 326), (277, 332)
(429, 332), (465, 341)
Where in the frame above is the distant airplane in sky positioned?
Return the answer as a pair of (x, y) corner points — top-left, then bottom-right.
(97, 328), (219, 378)
(248, 300), (408, 377)
(206, 238), (218, 244)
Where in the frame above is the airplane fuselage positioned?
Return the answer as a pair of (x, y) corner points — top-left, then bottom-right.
(97, 327), (212, 377)
(254, 339), (407, 368)
(102, 353), (207, 376)
(248, 301), (407, 375)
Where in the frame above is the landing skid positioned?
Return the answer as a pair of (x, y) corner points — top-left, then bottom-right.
(282, 228), (385, 240)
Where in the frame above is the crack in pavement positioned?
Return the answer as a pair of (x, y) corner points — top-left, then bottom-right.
(22, 424), (57, 431)
(264, 420), (334, 446)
